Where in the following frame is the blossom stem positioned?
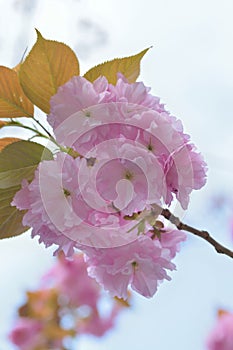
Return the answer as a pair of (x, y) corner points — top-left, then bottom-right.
(159, 207), (233, 259)
(32, 118), (75, 154)
(6, 119), (69, 152)
(32, 117), (53, 138)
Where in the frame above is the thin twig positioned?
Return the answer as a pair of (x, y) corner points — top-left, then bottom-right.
(33, 117), (53, 138)
(8, 119), (64, 151)
(159, 207), (233, 259)
(33, 117), (66, 150)
(7, 120), (48, 139)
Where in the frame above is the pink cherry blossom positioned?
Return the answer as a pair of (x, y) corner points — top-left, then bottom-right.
(206, 312), (233, 350)
(157, 228), (187, 259)
(79, 137), (166, 216)
(84, 230), (186, 299)
(12, 72), (205, 300)
(163, 142), (207, 208)
(48, 75), (112, 129)
(12, 152), (152, 253)
(12, 153), (82, 256)
(48, 75), (207, 210)
(107, 73), (165, 112)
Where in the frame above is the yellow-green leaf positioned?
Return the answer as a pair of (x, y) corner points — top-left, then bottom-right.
(0, 140), (53, 239)
(84, 48), (150, 84)
(0, 66), (34, 118)
(19, 30), (80, 113)
(0, 185), (29, 239)
(0, 140), (53, 189)
(0, 137), (21, 151)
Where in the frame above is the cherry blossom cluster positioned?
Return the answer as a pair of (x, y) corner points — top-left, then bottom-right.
(9, 253), (126, 350)
(12, 74), (207, 299)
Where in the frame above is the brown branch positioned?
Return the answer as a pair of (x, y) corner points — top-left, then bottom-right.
(160, 207), (233, 259)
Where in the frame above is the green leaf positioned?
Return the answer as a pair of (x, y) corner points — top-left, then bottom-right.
(84, 48), (150, 84)
(0, 186), (29, 239)
(0, 140), (53, 239)
(19, 30), (80, 113)
(0, 140), (53, 189)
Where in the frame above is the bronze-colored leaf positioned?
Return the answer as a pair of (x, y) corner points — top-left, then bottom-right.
(0, 121), (7, 128)
(0, 137), (21, 151)
(0, 121), (9, 130)
(19, 30), (80, 113)
(0, 66), (34, 118)
(84, 48), (150, 84)
(12, 63), (21, 74)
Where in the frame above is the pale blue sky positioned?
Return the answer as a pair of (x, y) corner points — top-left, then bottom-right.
(0, 1), (233, 349)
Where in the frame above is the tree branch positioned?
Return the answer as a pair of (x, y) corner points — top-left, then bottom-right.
(160, 207), (233, 259)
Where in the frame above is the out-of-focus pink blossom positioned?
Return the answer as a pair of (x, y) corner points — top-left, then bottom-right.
(84, 230), (186, 299)
(78, 305), (119, 337)
(8, 318), (43, 350)
(43, 253), (100, 308)
(41, 253), (123, 338)
(9, 254), (127, 349)
(206, 311), (233, 350)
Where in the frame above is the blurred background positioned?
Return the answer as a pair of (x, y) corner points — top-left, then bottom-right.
(0, 0), (233, 349)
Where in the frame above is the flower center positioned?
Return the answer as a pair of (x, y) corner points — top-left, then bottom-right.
(147, 142), (153, 151)
(63, 188), (71, 197)
(124, 170), (133, 181)
(132, 261), (138, 270)
(84, 110), (91, 117)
